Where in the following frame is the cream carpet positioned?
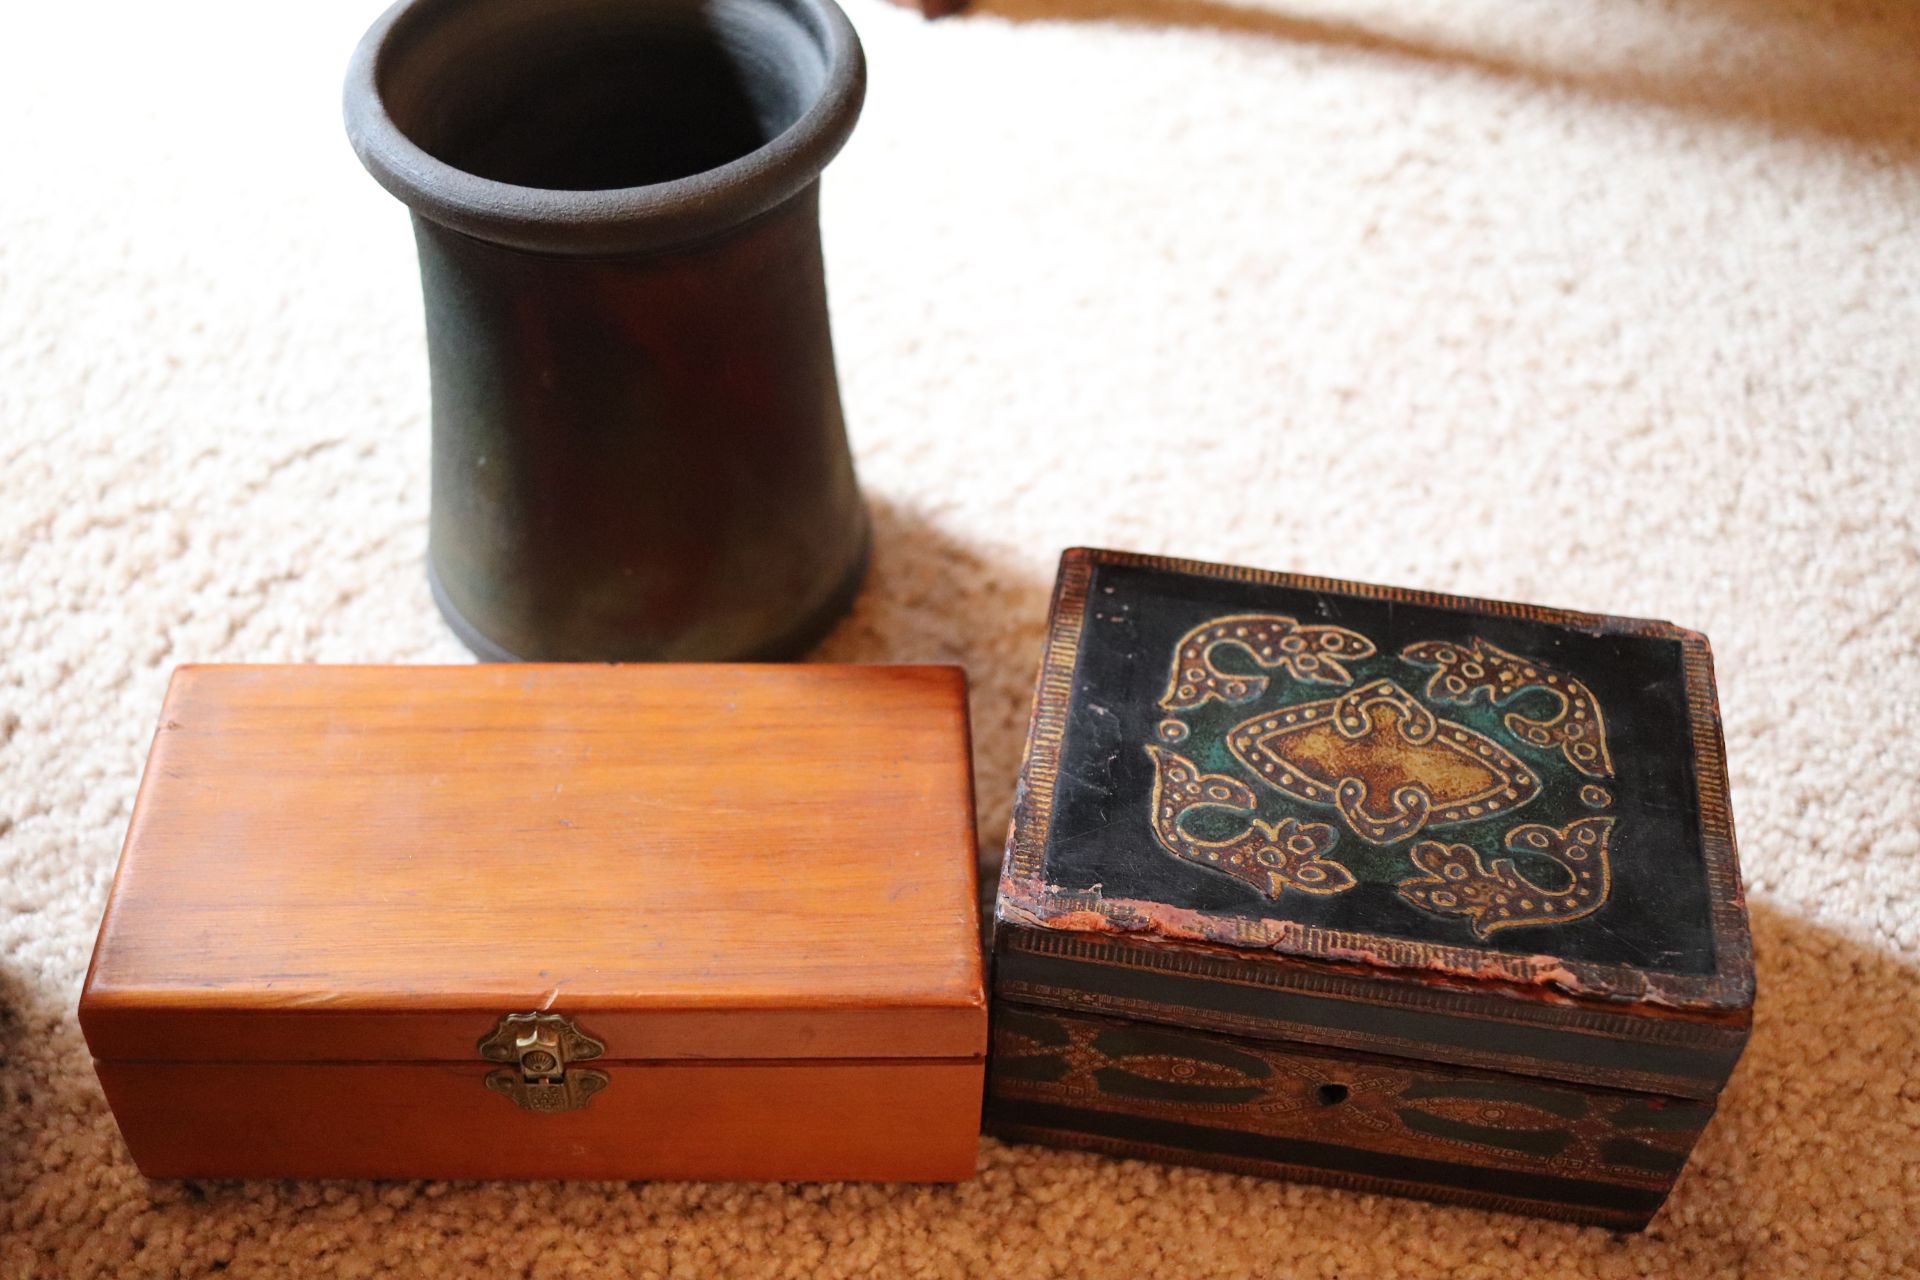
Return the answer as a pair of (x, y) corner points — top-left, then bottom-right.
(3, 0), (1917, 1274)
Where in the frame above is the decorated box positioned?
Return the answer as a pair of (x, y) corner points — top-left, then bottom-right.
(987, 549), (1753, 1228)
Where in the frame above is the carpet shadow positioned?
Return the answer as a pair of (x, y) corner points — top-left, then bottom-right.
(0, 958), (104, 1203)
(964, 0), (1920, 164)
(0, 961), (36, 1188)
(809, 494), (1057, 865)
(1660, 897), (1918, 1252)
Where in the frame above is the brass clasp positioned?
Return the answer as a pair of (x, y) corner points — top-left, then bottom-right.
(478, 1012), (610, 1113)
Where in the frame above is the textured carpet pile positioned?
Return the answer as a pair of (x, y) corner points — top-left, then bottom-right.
(2, 0), (1917, 1275)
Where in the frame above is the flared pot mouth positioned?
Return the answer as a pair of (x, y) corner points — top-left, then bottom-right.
(343, 0), (865, 256)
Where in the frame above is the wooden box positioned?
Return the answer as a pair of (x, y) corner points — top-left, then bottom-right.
(987, 550), (1754, 1228)
(82, 664), (986, 1182)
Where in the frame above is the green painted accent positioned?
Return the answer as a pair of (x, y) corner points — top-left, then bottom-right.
(997, 1006), (1072, 1047)
(1400, 1076), (1589, 1120)
(1094, 1067), (1267, 1107)
(1166, 639), (1609, 894)
(1600, 1135), (1689, 1174)
(997, 1054), (1072, 1085)
(1092, 1025), (1274, 1079)
(1087, 1023), (1273, 1104)
(1396, 1108), (1576, 1159)
(1609, 1099), (1713, 1132)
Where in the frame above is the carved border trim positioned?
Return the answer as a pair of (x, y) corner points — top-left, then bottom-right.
(1004, 548), (1094, 885)
(995, 979), (1715, 1097)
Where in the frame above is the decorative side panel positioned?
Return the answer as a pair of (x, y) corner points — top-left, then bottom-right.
(985, 1004), (1710, 1227)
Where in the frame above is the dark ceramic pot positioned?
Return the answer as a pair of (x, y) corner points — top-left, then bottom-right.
(344, 0), (868, 661)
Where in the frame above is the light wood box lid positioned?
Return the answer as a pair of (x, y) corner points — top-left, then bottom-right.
(81, 664), (986, 1065)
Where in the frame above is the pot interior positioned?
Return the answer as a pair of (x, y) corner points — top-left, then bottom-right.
(377, 0), (828, 192)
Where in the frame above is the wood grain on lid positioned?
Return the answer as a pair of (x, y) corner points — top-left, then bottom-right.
(81, 664), (986, 1064)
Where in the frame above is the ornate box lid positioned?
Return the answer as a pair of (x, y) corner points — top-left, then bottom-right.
(994, 550), (1753, 1100)
(81, 664), (986, 1067)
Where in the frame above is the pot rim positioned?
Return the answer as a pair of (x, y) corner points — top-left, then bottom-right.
(342, 0), (865, 257)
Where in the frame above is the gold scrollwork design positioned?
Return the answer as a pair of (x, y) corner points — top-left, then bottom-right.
(1400, 638), (1614, 779)
(1227, 679), (1540, 846)
(1396, 817), (1615, 937)
(1160, 614), (1375, 711)
(1146, 745), (1354, 898)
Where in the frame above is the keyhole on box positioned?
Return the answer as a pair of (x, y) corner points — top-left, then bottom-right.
(1314, 1083), (1349, 1107)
